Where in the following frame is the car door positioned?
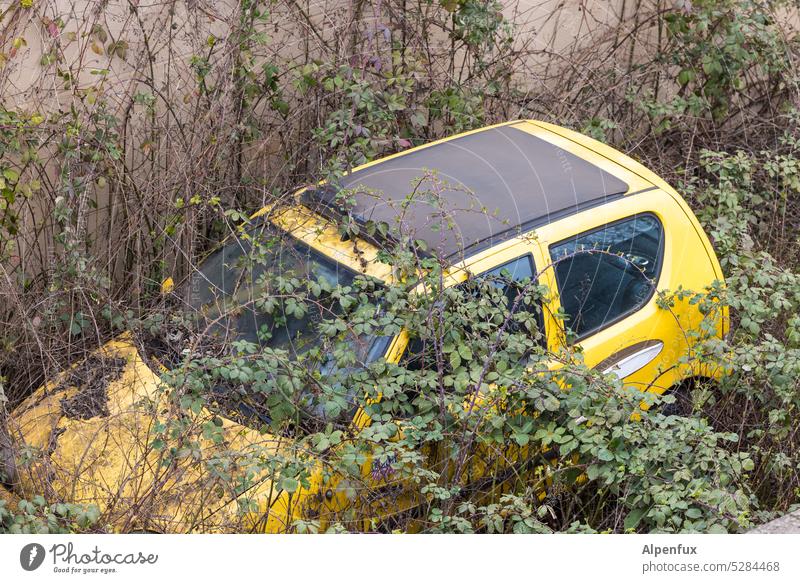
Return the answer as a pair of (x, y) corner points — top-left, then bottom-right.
(534, 201), (682, 397)
(396, 243), (554, 495)
(341, 244), (552, 524)
(396, 241), (552, 373)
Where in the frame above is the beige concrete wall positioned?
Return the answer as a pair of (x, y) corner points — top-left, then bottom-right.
(0, 1), (641, 104)
(3, 1), (797, 111)
(0, 0), (633, 262)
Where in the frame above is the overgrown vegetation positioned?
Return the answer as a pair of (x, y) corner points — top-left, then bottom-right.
(1, 0), (799, 533)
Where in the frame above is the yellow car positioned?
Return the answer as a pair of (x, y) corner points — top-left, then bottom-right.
(1, 120), (725, 532)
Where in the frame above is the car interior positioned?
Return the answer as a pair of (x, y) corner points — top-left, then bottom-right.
(550, 214), (663, 338)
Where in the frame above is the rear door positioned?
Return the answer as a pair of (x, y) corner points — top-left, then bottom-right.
(533, 191), (689, 395)
(390, 241), (551, 496)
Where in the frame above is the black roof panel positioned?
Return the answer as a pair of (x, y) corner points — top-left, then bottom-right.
(314, 124), (629, 259)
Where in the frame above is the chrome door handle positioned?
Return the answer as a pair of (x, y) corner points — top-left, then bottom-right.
(597, 340), (664, 380)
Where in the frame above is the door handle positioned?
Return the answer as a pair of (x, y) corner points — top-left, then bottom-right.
(596, 340), (664, 379)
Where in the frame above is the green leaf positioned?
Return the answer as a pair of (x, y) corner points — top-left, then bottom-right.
(449, 351), (462, 369)
(677, 68), (696, 86)
(513, 433), (529, 446)
(624, 507), (646, 530)
(597, 448), (614, 462)
(685, 508), (703, 519)
(2, 168), (19, 183)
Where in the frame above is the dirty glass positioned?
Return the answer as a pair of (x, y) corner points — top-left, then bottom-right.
(549, 213), (663, 339)
(187, 221), (390, 428)
(189, 222), (366, 355)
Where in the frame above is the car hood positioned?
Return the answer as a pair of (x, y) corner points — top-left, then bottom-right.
(5, 335), (321, 533)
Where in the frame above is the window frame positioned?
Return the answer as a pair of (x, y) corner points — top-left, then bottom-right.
(547, 211), (665, 343)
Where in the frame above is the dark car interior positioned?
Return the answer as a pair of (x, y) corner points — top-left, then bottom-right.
(550, 214), (663, 338)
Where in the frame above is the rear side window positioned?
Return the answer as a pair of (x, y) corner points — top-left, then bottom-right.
(549, 214), (663, 339)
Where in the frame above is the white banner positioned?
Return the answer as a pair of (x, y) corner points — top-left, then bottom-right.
(1, 534), (799, 582)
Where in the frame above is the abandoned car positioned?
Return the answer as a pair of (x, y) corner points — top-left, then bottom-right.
(1, 120), (726, 532)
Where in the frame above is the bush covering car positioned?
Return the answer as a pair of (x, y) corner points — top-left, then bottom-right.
(1, 120), (727, 532)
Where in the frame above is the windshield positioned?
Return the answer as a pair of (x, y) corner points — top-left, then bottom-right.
(186, 220), (390, 429)
(189, 222), (357, 348)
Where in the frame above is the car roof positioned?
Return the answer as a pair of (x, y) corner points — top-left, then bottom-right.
(305, 121), (631, 259)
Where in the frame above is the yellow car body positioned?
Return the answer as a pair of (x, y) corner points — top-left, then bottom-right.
(2, 120), (726, 532)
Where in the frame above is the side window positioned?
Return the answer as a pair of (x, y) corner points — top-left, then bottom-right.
(549, 214), (663, 339)
(482, 255), (544, 337)
(403, 254), (543, 371)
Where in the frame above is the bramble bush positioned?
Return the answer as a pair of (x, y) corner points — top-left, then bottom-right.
(0, 0), (799, 532)
(136, 217), (754, 533)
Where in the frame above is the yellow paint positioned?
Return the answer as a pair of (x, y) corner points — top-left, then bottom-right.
(160, 277), (174, 294)
(6, 121), (726, 531)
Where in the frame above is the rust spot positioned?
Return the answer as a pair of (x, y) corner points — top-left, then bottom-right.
(58, 356), (126, 420)
(46, 426), (66, 456)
